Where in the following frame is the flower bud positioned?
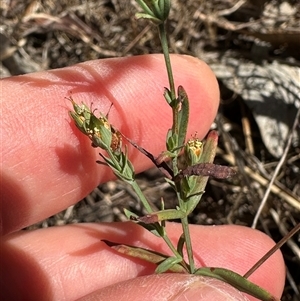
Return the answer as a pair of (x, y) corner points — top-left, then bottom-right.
(135, 0), (171, 24)
(184, 138), (203, 166)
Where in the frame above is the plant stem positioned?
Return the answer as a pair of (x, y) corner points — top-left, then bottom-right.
(131, 181), (153, 214)
(159, 21), (194, 270)
(162, 233), (180, 257)
(181, 215), (195, 273)
(158, 22), (180, 174)
(158, 23), (175, 98)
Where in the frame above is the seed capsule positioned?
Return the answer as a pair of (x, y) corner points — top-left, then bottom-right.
(180, 163), (237, 179)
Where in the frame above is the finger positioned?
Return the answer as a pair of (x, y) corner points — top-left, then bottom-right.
(1, 54), (219, 235)
(1, 223), (285, 301)
(78, 274), (250, 301)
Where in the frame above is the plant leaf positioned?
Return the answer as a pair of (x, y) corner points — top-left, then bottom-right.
(177, 233), (185, 257)
(195, 267), (280, 301)
(136, 209), (186, 223)
(177, 86), (189, 148)
(155, 256), (183, 274)
(102, 240), (187, 273)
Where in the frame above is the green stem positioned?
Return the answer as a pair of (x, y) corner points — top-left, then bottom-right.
(162, 233), (179, 256)
(131, 181), (153, 214)
(159, 22), (194, 271)
(158, 23), (175, 98)
(177, 193), (195, 273)
(158, 22), (180, 173)
(181, 215), (195, 273)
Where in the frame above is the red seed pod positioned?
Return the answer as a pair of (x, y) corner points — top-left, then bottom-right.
(181, 163), (237, 179)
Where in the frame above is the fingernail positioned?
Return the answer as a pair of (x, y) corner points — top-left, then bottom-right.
(170, 276), (249, 301)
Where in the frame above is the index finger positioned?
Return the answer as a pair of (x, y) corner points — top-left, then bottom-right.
(1, 54), (219, 235)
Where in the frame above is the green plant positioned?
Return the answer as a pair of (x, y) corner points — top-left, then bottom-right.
(68, 1), (298, 300)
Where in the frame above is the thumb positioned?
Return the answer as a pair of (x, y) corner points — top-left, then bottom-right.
(77, 274), (249, 301)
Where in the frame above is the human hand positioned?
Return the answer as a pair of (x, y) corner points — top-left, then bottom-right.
(1, 54), (284, 300)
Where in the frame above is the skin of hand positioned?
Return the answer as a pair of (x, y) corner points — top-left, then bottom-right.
(1, 54), (285, 301)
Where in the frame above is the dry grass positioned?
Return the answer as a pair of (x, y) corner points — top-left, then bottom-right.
(2, 0), (300, 300)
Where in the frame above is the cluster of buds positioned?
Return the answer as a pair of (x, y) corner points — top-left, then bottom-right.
(135, 0), (171, 24)
(69, 97), (135, 182)
(68, 97), (121, 152)
(184, 137), (203, 166)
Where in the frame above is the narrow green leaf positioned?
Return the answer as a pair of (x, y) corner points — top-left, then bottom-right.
(155, 256), (183, 274)
(135, 0), (153, 16)
(166, 131), (178, 152)
(135, 221), (163, 237)
(103, 241), (187, 273)
(126, 209), (166, 237)
(164, 87), (173, 105)
(124, 208), (139, 220)
(198, 130), (218, 164)
(135, 12), (162, 24)
(177, 86), (189, 148)
(177, 233), (185, 257)
(181, 193), (205, 215)
(137, 208), (186, 223)
(195, 267), (280, 301)
(158, 0), (171, 21)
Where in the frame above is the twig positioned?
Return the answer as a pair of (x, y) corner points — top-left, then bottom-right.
(252, 106), (300, 228)
(244, 222), (300, 278)
(270, 209), (300, 259)
(219, 149), (300, 212)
